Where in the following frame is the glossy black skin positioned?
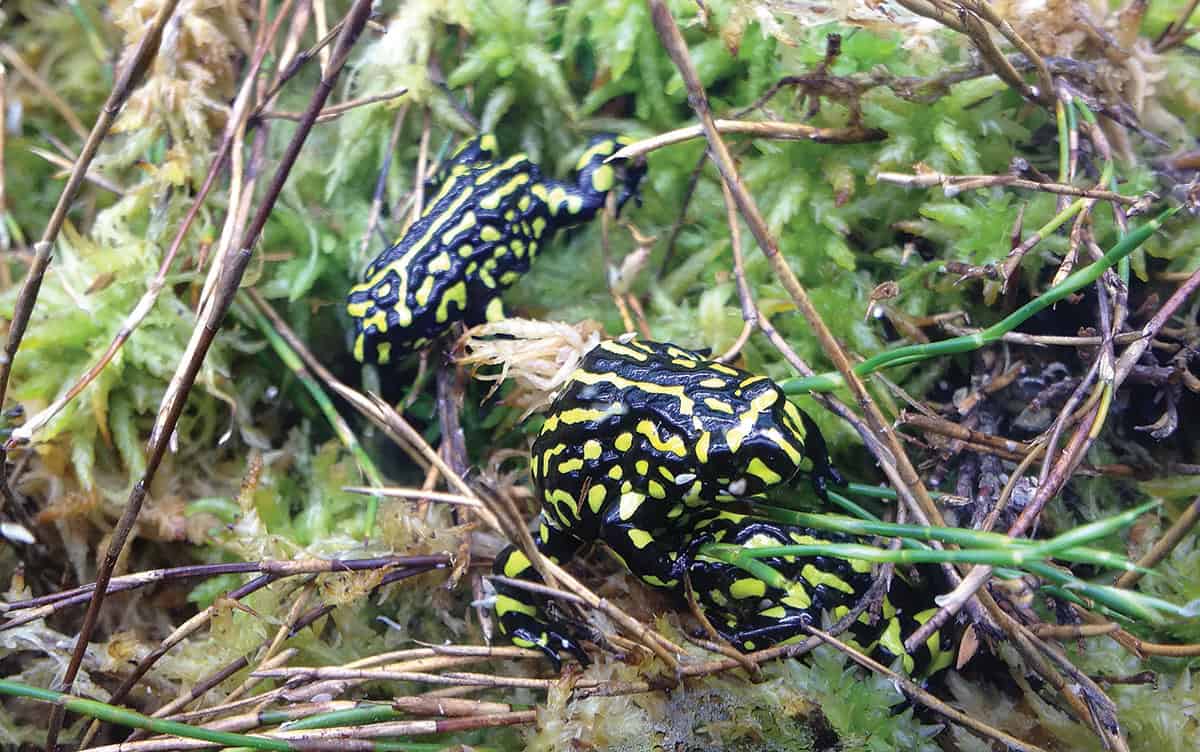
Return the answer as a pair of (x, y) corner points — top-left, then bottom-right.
(492, 338), (848, 667)
(347, 134), (646, 364)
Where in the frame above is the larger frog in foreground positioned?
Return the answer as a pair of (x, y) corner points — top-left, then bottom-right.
(492, 337), (854, 665)
(347, 134), (646, 363)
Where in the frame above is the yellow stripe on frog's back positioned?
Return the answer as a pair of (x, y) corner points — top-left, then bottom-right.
(570, 369), (696, 416)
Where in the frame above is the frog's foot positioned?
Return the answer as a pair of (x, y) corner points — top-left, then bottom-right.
(670, 528), (717, 583)
(507, 623), (591, 671)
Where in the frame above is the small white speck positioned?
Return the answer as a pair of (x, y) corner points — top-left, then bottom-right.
(728, 478), (747, 496)
(675, 473), (697, 485)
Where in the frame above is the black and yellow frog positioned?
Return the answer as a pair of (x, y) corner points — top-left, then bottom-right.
(687, 512), (955, 676)
(491, 336), (856, 666)
(346, 134), (646, 363)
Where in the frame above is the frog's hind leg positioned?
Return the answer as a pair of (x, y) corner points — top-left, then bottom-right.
(491, 518), (590, 669)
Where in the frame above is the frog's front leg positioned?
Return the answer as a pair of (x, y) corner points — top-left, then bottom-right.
(595, 492), (716, 592)
(491, 517), (591, 669)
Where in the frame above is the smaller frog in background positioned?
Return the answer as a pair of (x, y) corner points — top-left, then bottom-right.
(347, 134), (646, 364)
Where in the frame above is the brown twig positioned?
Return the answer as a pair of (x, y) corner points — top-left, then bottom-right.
(0, 45), (90, 141)
(0, 1), (180, 418)
(258, 85), (408, 122)
(6, 0), (297, 450)
(877, 169), (1145, 206)
(803, 624), (1049, 752)
(610, 118), (886, 162)
(44, 4), (374, 748)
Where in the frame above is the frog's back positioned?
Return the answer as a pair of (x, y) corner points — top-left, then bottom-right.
(532, 339), (811, 524)
(347, 153), (551, 362)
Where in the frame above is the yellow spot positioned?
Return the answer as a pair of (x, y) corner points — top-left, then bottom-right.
(635, 460), (649, 476)
(512, 636), (535, 648)
(708, 589), (728, 607)
(558, 458), (584, 474)
(725, 424), (751, 453)
(643, 574), (675, 588)
(703, 397), (735, 415)
(376, 342), (391, 363)
(362, 309), (389, 336)
(566, 195), (583, 214)
(751, 389), (779, 411)
(587, 484), (607, 513)
(628, 529), (654, 549)
(503, 550), (532, 578)
(599, 340), (649, 361)
(759, 606), (787, 619)
(414, 275), (435, 308)
(539, 522), (550, 544)
(782, 582), (811, 609)
(548, 489), (579, 521)
(568, 370), (696, 416)
(695, 432), (710, 464)
(710, 363), (739, 376)
(352, 334), (365, 362)
(531, 184), (549, 202)
(763, 427), (803, 464)
(741, 376), (767, 387)
(511, 238), (525, 257)
(878, 617), (910, 671)
(575, 140), (617, 170)
(801, 564), (854, 593)
(540, 444), (566, 474)
(591, 164), (615, 193)
(583, 440), (603, 460)
(441, 209), (477, 246)
(480, 225), (502, 242)
(730, 578), (766, 599)
(495, 594), (537, 618)
(615, 433), (633, 451)
(699, 377), (726, 388)
(479, 172), (531, 210)
(480, 134), (498, 152)
(558, 407), (613, 425)
(427, 252), (452, 273)
(485, 296), (505, 322)
(607, 465), (623, 480)
(458, 244), (475, 258)
(518, 195), (531, 211)
(618, 491), (644, 520)
(547, 186), (568, 212)
(532, 217), (547, 237)
(746, 458), (782, 485)
(671, 358), (696, 368)
(435, 281), (467, 323)
(636, 420), (686, 457)
(647, 480), (666, 499)
(474, 154), (526, 185)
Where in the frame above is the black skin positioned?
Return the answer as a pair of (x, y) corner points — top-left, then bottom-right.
(346, 134), (647, 364)
(492, 338), (849, 667)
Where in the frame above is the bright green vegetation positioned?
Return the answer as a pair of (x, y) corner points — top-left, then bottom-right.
(2, 0), (1199, 749)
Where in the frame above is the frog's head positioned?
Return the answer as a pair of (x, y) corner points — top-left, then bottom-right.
(572, 134), (647, 215)
(705, 378), (813, 499)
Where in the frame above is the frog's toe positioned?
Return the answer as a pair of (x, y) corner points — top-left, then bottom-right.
(511, 626), (590, 670)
